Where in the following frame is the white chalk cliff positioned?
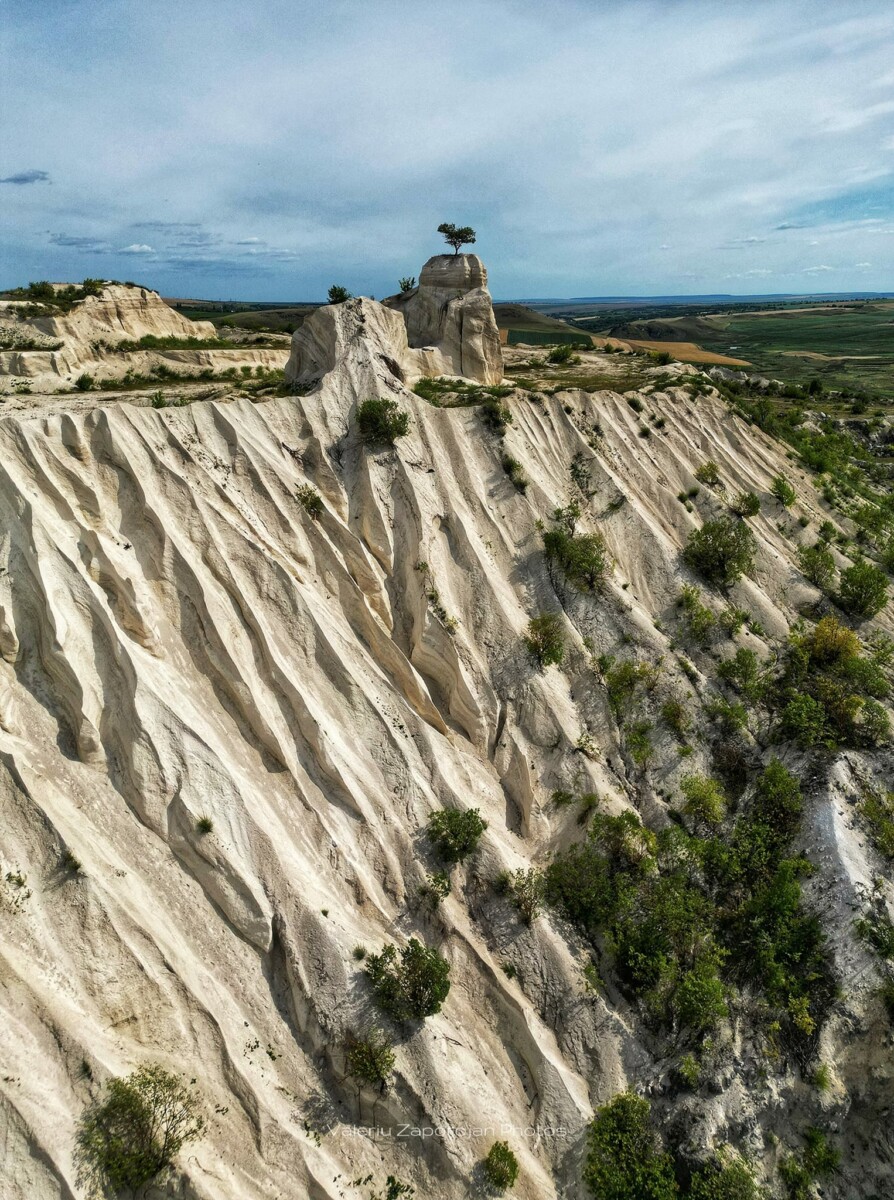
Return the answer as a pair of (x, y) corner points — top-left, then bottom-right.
(0, 266), (891, 1199)
(286, 253), (503, 387)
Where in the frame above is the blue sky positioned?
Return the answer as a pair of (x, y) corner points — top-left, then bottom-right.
(1, 0), (893, 300)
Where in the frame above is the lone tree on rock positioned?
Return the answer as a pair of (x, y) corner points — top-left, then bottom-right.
(437, 222), (476, 255)
(327, 284), (351, 303)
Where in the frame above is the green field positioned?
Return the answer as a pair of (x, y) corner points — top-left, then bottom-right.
(573, 300), (894, 398)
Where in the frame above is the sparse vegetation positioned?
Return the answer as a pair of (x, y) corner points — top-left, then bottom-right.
(499, 867), (546, 924)
(731, 491), (761, 517)
(296, 484), (324, 519)
(695, 460), (722, 486)
(501, 453), (528, 492)
(771, 475), (797, 507)
(327, 285), (351, 303)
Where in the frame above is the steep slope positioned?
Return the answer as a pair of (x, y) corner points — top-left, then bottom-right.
(0, 295), (891, 1198)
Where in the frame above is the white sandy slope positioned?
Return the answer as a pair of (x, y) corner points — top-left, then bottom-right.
(0, 298), (891, 1198)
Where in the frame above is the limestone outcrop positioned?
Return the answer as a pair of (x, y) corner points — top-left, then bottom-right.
(0, 285), (285, 388)
(285, 253), (503, 387)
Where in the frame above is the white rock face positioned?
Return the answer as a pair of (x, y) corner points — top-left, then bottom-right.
(0, 285), (285, 387)
(286, 254), (503, 387)
(0, 324), (891, 1197)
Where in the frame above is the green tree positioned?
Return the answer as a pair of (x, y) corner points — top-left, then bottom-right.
(683, 517), (757, 589)
(75, 1064), (204, 1197)
(437, 222), (476, 254)
(798, 544), (835, 591)
(525, 612), (565, 667)
(838, 559), (888, 618)
(771, 475), (796, 507)
(344, 1028), (395, 1088)
(428, 808), (487, 863)
(365, 938), (451, 1021)
(398, 276), (416, 292)
(327, 284), (351, 303)
(584, 1093), (679, 1200)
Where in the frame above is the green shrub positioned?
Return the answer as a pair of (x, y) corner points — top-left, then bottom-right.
(838, 559), (888, 617)
(678, 584), (717, 643)
(75, 1064), (204, 1196)
(731, 491), (761, 517)
(797, 544), (835, 591)
(428, 808), (487, 863)
(680, 775), (726, 827)
(357, 397), (410, 445)
(779, 1128), (839, 1199)
(500, 867), (545, 924)
(547, 342), (580, 364)
(544, 525), (608, 592)
(772, 476), (796, 507)
(717, 647), (768, 702)
(584, 1093), (679, 1200)
(195, 815), (214, 835)
(525, 612), (565, 667)
(501, 453), (528, 492)
(482, 1141), (520, 1190)
(344, 1028), (395, 1088)
(75, 373), (95, 391)
(858, 789), (894, 858)
(603, 658), (657, 714)
(661, 697), (692, 740)
(365, 938), (451, 1021)
(327, 284), (351, 302)
(296, 484), (324, 519)
(683, 517), (757, 589)
(779, 693), (829, 748)
(481, 398), (513, 432)
(689, 1156), (761, 1199)
(626, 719), (654, 767)
(718, 605), (749, 636)
(695, 461), (722, 486)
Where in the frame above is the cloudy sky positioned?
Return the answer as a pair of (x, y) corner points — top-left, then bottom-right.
(1, 0), (893, 300)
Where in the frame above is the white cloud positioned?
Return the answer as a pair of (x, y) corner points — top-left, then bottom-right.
(2, 0), (893, 297)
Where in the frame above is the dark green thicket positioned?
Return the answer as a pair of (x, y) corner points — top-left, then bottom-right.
(546, 761), (834, 1051)
(777, 617), (890, 749)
